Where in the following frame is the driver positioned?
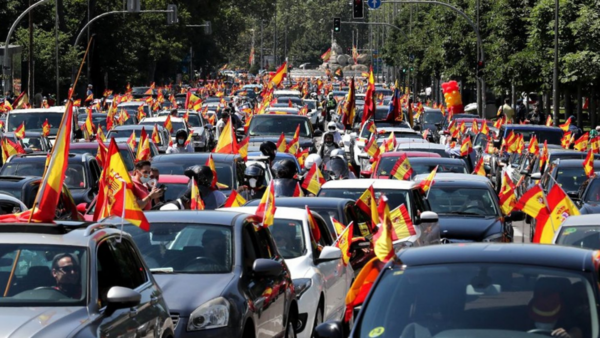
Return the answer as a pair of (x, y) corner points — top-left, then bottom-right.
(51, 253), (81, 298)
(273, 224), (298, 254)
(202, 230), (227, 267)
(527, 279), (582, 338)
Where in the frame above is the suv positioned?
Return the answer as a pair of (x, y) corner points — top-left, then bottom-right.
(0, 153), (101, 205)
(0, 221), (174, 338)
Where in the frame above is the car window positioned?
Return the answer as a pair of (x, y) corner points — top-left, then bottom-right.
(428, 187), (498, 216)
(0, 244), (87, 305)
(248, 117), (311, 138)
(556, 225), (600, 250)
(556, 167), (588, 194)
(315, 216), (333, 246)
(270, 219), (306, 259)
(8, 113), (63, 136)
(412, 189), (429, 217)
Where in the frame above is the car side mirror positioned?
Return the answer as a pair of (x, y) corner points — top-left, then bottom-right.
(76, 203), (87, 213)
(530, 172), (542, 180)
(314, 130), (323, 137)
(253, 258), (282, 277)
(105, 286), (141, 316)
(419, 211), (439, 224)
(314, 321), (345, 338)
(316, 246), (342, 264)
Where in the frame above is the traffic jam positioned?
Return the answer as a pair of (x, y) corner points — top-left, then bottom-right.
(0, 63), (598, 338)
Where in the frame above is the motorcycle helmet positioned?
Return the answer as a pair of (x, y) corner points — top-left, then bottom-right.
(310, 92), (317, 99)
(184, 165), (213, 187)
(244, 164), (266, 188)
(304, 154), (322, 171)
(327, 121), (337, 132)
(325, 157), (349, 180)
(330, 148), (346, 159)
(260, 141), (277, 162)
(175, 129), (188, 140)
(273, 159), (298, 179)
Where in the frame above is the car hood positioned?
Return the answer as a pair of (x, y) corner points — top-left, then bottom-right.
(0, 306), (87, 338)
(247, 136), (313, 152)
(154, 273), (235, 316)
(437, 216), (502, 242)
(189, 126), (206, 135)
(579, 203), (600, 215)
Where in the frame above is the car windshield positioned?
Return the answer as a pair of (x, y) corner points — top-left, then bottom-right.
(0, 163), (87, 189)
(8, 113), (63, 136)
(357, 263), (596, 338)
(125, 223), (232, 273)
(376, 158), (466, 178)
(398, 147), (450, 157)
(555, 167), (588, 194)
(556, 225), (600, 249)
(69, 148), (134, 172)
(428, 187), (498, 216)
(319, 188), (411, 216)
(0, 244), (87, 305)
(379, 132), (422, 140)
(185, 115), (201, 127)
(248, 117), (311, 137)
(423, 111), (444, 124)
(152, 162), (234, 189)
(269, 219), (305, 259)
(107, 129), (164, 146)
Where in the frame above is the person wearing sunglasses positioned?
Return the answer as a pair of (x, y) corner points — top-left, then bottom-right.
(51, 253), (81, 298)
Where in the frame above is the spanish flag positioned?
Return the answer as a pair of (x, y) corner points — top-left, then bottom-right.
(341, 78), (356, 129)
(419, 166), (438, 193)
(373, 196), (395, 263)
(306, 205), (322, 242)
(498, 172), (517, 215)
(14, 121), (25, 139)
(364, 134), (380, 158)
(390, 204), (416, 239)
(592, 136), (600, 154)
(213, 118), (238, 154)
(85, 94), (93, 102)
(29, 102), (74, 223)
(286, 125), (300, 155)
(344, 257), (385, 322)
(190, 177), (205, 210)
(42, 119), (51, 137)
(321, 48), (332, 62)
(255, 181), (276, 228)
(536, 184), (580, 243)
(137, 104), (146, 121)
(559, 116), (571, 132)
(574, 132), (589, 152)
(163, 115), (173, 133)
(205, 154), (218, 189)
(335, 219), (353, 266)
(276, 132), (287, 153)
(539, 141), (549, 170)
(85, 108), (95, 136)
(270, 62), (288, 87)
(355, 185), (375, 217)
(1, 137), (26, 163)
(185, 92), (203, 111)
(360, 66), (376, 128)
(136, 127), (150, 161)
(292, 182), (305, 197)
(481, 120), (489, 135)
(93, 138), (150, 230)
(301, 164), (326, 195)
(545, 115), (553, 127)
(528, 135), (539, 156)
(389, 153), (413, 180)
(460, 135), (472, 157)
(238, 137), (249, 161)
(126, 130), (137, 151)
(224, 190), (247, 208)
(332, 217), (347, 236)
(516, 134), (525, 155)
(471, 119), (479, 134)
(494, 116), (505, 129)
(473, 156), (486, 176)
(151, 124), (161, 144)
(583, 150), (594, 178)
(515, 185), (547, 220)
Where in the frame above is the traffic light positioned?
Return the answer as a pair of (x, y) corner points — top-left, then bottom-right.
(126, 0), (140, 12)
(333, 18), (341, 33)
(476, 60), (484, 78)
(204, 21), (212, 35)
(402, 68), (406, 73)
(353, 0), (364, 19)
(167, 4), (178, 25)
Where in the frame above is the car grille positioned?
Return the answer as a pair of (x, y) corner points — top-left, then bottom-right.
(193, 135), (201, 140)
(171, 313), (180, 329)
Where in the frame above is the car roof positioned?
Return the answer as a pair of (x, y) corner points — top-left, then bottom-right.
(8, 152), (90, 162)
(8, 107), (66, 114)
(554, 159), (600, 167)
(252, 114), (308, 120)
(141, 210), (253, 226)
(377, 127), (418, 133)
(395, 243), (594, 271)
(560, 215), (600, 227)
(246, 197), (353, 208)
(70, 142), (129, 149)
(409, 157), (466, 164)
(153, 153), (239, 163)
(110, 125), (165, 131)
(321, 178), (418, 190)
(380, 151), (441, 158)
(397, 143), (446, 150)
(141, 117), (185, 123)
(0, 221), (125, 247)
(413, 173), (491, 186)
(221, 206), (308, 221)
(502, 124), (563, 132)
(118, 101), (145, 106)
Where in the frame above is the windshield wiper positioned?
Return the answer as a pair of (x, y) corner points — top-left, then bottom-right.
(443, 211), (482, 216)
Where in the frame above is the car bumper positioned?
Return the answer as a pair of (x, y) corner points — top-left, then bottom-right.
(296, 285), (320, 338)
(174, 317), (241, 338)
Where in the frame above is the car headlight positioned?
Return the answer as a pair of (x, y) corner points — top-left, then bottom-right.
(360, 158), (371, 170)
(293, 278), (312, 298)
(483, 233), (504, 242)
(187, 297), (230, 331)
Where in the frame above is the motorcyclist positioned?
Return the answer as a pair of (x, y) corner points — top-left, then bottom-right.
(310, 92), (318, 100)
(324, 149), (356, 180)
(302, 153), (323, 176)
(318, 132), (340, 164)
(237, 163), (268, 200)
(325, 93), (337, 122)
(162, 165), (226, 210)
(166, 129), (194, 153)
(272, 159), (301, 197)
(327, 121), (344, 145)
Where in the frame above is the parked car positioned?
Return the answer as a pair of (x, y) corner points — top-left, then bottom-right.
(0, 220), (174, 337)
(553, 214), (600, 249)
(118, 210), (298, 338)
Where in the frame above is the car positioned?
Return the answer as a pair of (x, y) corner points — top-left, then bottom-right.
(247, 151), (302, 173)
(70, 142), (136, 172)
(156, 174), (190, 204)
(274, 89), (302, 98)
(118, 210), (298, 338)
(315, 244), (600, 338)
(246, 114), (319, 153)
(222, 207), (353, 338)
(117, 101), (153, 118)
(0, 221), (174, 337)
(151, 153), (245, 196)
(265, 107), (301, 115)
(245, 197), (376, 273)
(0, 176), (81, 219)
(157, 110), (212, 151)
(277, 96), (304, 107)
(5, 107), (81, 142)
(553, 214), (600, 249)
(106, 125), (171, 153)
(0, 193), (27, 214)
(303, 99), (323, 128)
(318, 179), (440, 249)
(0, 153), (101, 205)
(77, 112), (137, 131)
(3, 131), (52, 153)
(368, 151), (442, 178)
(413, 173), (522, 243)
(139, 116), (190, 143)
(575, 173), (600, 215)
(416, 109), (444, 141)
(395, 142), (450, 157)
(353, 116), (411, 166)
(376, 156), (468, 179)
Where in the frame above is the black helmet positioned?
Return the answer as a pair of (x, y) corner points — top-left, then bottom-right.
(184, 165), (213, 187)
(175, 129), (188, 140)
(244, 164), (265, 187)
(260, 141), (277, 162)
(273, 159), (297, 179)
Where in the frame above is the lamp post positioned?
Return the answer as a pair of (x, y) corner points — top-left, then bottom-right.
(552, 0), (559, 123)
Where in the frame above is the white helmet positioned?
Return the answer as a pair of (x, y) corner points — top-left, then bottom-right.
(327, 121), (337, 131)
(304, 154), (322, 170)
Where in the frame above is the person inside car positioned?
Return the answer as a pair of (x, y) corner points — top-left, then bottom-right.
(201, 230), (227, 268)
(51, 253), (81, 298)
(527, 279), (582, 338)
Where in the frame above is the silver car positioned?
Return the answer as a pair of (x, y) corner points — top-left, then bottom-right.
(0, 221), (174, 338)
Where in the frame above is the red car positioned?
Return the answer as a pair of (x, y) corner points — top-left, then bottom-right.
(368, 151), (442, 179)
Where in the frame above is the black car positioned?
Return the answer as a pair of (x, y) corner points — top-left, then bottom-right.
(416, 109), (444, 142)
(0, 175), (81, 220)
(152, 153), (245, 196)
(416, 173), (521, 242)
(3, 131), (52, 152)
(0, 153), (101, 204)
(577, 173), (600, 215)
(246, 197), (376, 272)
(316, 244), (600, 338)
(246, 114), (319, 153)
(121, 210), (299, 338)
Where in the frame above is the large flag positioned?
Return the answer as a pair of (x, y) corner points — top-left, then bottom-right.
(341, 78), (356, 129)
(256, 181), (276, 227)
(583, 150), (594, 178)
(515, 185), (547, 220)
(361, 66), (376, 128)
(94, 138), (150, 230)
(373, 196), (395, 263)
(29, 102), (74, 223)
(213, 118), (239, 154)
(185, 92), (203, 111)
(270, 62), (288, 87)
(534, 184), (580, 243)
(224, 190), (247, 207)
(390, 204), (416, 239)
(335, 219), (353, 266)
(190, 177), (205, 210)
(419, 166), (438, 193)
(301, 164), (326, 195)
(389, 153), (413, 180)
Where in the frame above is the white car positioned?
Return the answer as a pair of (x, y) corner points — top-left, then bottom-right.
(355, 127), (424, 172)
(552, 214), (600, 249)
(396, 142), (450, 157)
(274, 89), (302, 99)
(221, 206), (353, 338)
(303, 99), (322, 127)
(139, 116), (189, 143)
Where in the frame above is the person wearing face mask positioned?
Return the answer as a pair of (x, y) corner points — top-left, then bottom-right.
(167, 129), (194, 154)
(526, 279), (582, 338)
(132, 160), (164, 210)
(318, 132), (340, 164)
(237, 164), (267, 200)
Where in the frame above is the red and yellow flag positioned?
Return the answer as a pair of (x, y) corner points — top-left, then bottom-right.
(286, 125), (300, 155)
(460, 136), (472, 157)
(334, 219), (353, 266)
(1, 137), (26, 163)
(256, 181), (276, 227)
(373, 196), (395, 263)
(126, 130), (137, 150)
(238, 137), (249, 162)
(293, 182), (305, 197)
(301, 164), (326, 195)
(419, 166), (438, 193)
(528, 134), (539, 156)
(85, 94), (93, 102)
(559, 117), (571, 132)
(364, 134), (380, 158)
(306, 205), (322, 242)
(163, 115), (173, 133)
(42, 119), (51, 137)
(136, 127), (150, 162)
(498, 172), (517, 215)
(481, 120), (489, 135)
(473, 156), (486, 176)
(390, 153), (413, 180)
(224, 190), (247, 208)
(533, 184), (580, 243)
(574, 132), (589, 152)
(190, 177), (205, 210)
(213, 118), (238, 154)
(275, 132), (287, 153)
(361, 66), (376, 128)
(14, 121), (25, 139)
(342, 78), (356, 129)
(205, 154), (218, 189)
(390, 204), (416, 239)
(185, 92), (203, 111)
(270, 62), (288, 87)
(355, 185), (375, 220)
(583, 149), (594, 178)
(321, 48), (332, 62)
